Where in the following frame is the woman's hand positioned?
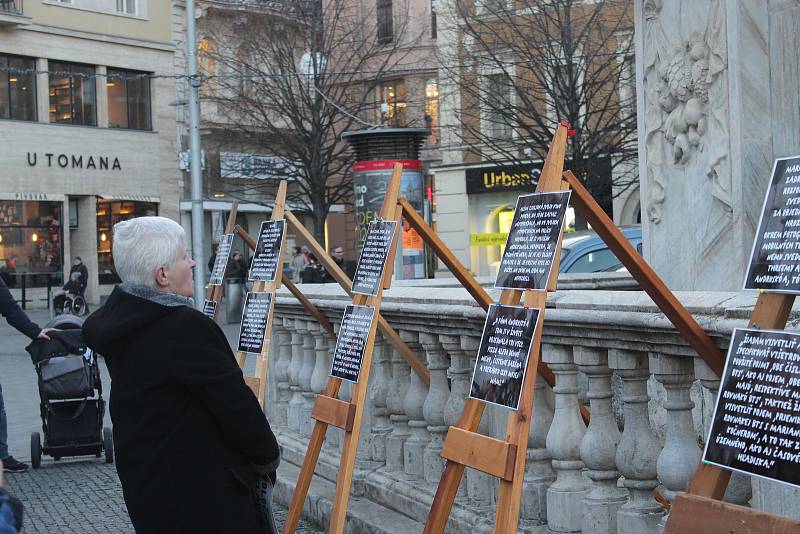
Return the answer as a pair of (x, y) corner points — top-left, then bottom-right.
(37, 328), (56, 340)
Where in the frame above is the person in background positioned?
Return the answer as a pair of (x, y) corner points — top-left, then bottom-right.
(329, 244), (354, 280)
(227, 251), (248, 282)
(82, 217), (279, 534)
(69, 256), (88, 295)
(0, 277), (51, 473)
(290, 246), (308, 283)
(300, 255), (325, 284)
(207, 243), (219, 275)
(301, 245), (312, 263)
(53, 272), (84, 312)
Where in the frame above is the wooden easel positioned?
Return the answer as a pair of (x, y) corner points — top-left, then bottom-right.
(229, 182), (289, 406)
(283, 163), (405, 534)
(661, 291), (800, 533)
(204, 200), (239, 323)
(423, 124), (570, 534)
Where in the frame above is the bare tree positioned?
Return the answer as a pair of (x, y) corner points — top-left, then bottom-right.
(440, 0), (636, 228)
(202, 0), (423, 241)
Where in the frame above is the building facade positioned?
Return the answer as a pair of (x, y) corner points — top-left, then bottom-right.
(0, 0), (181, 303)
(431, 0), (639, 277)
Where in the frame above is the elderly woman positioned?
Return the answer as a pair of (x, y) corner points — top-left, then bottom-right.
(83, 217), (278, 534)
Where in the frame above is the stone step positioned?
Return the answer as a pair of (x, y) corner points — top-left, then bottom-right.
(274, 458), (426, 534)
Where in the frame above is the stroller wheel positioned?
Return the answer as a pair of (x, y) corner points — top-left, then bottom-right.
(31, 432), (42, 469)
(103, 427), (114, 464)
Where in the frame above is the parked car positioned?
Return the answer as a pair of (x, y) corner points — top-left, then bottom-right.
(558, 225), (642, 274)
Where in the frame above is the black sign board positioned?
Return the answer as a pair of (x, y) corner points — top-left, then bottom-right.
(704, 328), (800, 488)
(466, 163), (541, 195)
(209, 233), (234, 286)
(745, 156), (800, 293)
(237, 292), (273, 354)
(351, 220), (398, 296)
(495, 191), (571, 290)
(329, 304), (375, 383)
(201, 299), (217, 319)
(468, 304), (541, 410)
(249, 219), (285, 282)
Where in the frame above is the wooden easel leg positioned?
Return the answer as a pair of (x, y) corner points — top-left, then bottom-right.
(686, 463), (732, 500)
(281, 419), (330, 534)
(423, 461), (468, 534)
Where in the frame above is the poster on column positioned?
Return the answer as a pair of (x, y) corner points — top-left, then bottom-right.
(237, 292), (273, 354)
(703, 328), (800, 488)
(468, 304), (541, 410)
(249, 219), (285, 282)
(351, 220), (398, 296)
(494, 191), (571, 290)
(209, 233), (234, 286)
(329, 304), (376, 383)
(745, 155), (800, 292)
(201, 299), (217, 319)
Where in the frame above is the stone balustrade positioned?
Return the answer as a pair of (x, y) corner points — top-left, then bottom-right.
(264, 282), (773, 533)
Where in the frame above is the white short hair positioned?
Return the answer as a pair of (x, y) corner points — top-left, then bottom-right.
(112, 217), (187, 288)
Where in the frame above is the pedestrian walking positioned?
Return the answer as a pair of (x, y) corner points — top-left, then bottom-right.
(0, 277), (51, 473)
(290, 246), (309, 283)
(82, 217), (280, 534)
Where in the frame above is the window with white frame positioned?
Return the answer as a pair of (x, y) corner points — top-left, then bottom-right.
(48, 0), (139, 16)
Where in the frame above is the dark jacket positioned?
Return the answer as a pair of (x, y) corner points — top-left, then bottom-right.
(82, 287), (279, 534)
(70, 263), (88, 293)
(0, 277), (40, 340)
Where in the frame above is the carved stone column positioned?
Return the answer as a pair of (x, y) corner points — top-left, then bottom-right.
(298, 319), (317, 437)
(401, 329), (430, 479)
(609, 349), (663, 533)
(441, 333), (469, 499)
(310, 323), (330, 395)
(543, 343), (589, 533)
(287, 316), (305, 433)
(327, 321), (342, 449)
(462, 334), (492, 506)
(521, 376), (555, 525)
(420, 331), (450, 484)
(694, 358), (751, 506)
(369, 334), (393, 464)
(272, 319), (292, 427)
(385, 343), (411, 472)
(575, 346), (626, 534)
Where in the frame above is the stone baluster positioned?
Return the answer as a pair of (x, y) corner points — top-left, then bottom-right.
(310, 323), (330, 395)
(694, 359), (751, 506)
(369, 333), (393, 464)
(420, 332), (450, 484)
(327, 321), (343, 450)
(609, 349), (663, 533)
(298, 319), (316, 437)
(652, 352), (701, 527)
(287, 316), (305, 433)
(461, 334), (493, 506)
(575, 346), (626, 534)
(543, 343), (589, 533)
(385, 343), (411, 472)
(521, 375), (555, 524)
(441, 334), (470, 499)
(401, 329), (430, 479)
(272, 319), (292, 427)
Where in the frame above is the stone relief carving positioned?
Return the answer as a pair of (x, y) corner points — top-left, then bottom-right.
(641, 0), (731, 223)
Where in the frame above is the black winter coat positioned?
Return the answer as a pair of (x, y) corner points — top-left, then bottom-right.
(0, 276), (40, 340)
(82, 287), (279, 534)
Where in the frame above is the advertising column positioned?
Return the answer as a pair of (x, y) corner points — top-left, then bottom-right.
(342, 128), (429, 280)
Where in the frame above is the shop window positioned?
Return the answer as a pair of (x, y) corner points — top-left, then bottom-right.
(49, 61), (97, 126)
(107, 69), (152, 130)
(96, 200), (158, 285)
(0, 54), (36, 122)
(0, 201), (63, 289)
(377, 0), (393, 44)
(380, 79), (406, 127)
(425, 78), (439, 145)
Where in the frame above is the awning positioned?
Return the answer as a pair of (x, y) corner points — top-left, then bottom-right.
(97, 194), (161, 203)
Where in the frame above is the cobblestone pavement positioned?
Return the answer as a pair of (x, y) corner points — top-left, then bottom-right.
(0, 308), (322, 533)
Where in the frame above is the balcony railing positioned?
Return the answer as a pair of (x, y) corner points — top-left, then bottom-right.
(258, 281), (794, 533)
(0, 0), (22, 16)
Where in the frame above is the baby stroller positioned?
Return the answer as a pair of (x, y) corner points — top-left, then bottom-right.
(25, 315), (113, 468)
